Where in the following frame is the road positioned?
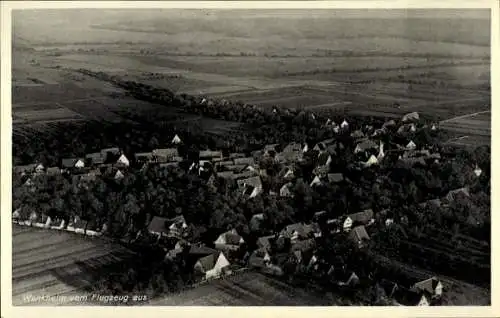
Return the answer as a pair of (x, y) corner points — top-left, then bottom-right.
(440, 110), (491, 124)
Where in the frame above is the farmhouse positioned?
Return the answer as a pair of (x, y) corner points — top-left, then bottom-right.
(135, 152), (154, 163)
(327, 173), (344, 183)
(152, 148), (179, 163)
(336, 271), (360, 287)
(14, 164), (37, 176)
(364, 155), (379, 167)
(237, 176), (263, 198)
(199, 150), (223, 160)
(340, 119), (349, 129)
(257, 235), (275, 251)
(45, 167), (61, 175)
(474, 164), (483, 177)
(349, 225), (370, 247)
(114, 170), (125, 180)
(233, 157), (255, 166)
(354, 139), (378, 154)
(410, 277), (443, 298)
(101, 147), (121, 162)
(166, 215), (189, 237)
(61, 158), (85, 170)
(280, 223), (315, 242)
(85, 152), (105, 166)
(214, 229), (245, 251)
(147, 216), (169, 237)
(317, 151), (332, 168)
(310, 175), (323, 187)
(444, 187), (470, 203)
(406, 140), (417, 150)
(194, 251), (231, 280)
(172, 134), (182, 145)
(343, 209), (374, 231)
(116, 154), (130, 167)
(402, 111), (420, 123)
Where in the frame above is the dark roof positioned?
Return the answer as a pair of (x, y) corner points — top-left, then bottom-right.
(317, 152), (331, 166)
(281, 223), (314, 238)
(233, 157), (255, 166)
(327, 173), (344, 183)
(349, 225), (370, 242)
(199, 150), (222, 158)
(348, 209), (374, 224)
(237, 176), (262, 189)
(147, 216), (169, 234)
(196, 252), (219, 271)
(291, 238), (316, 252)
(46, 167), (60, 175)
(412, 277), (441, 294)
(189, 245), (218, 256)
(257, 235), (275, 250)
(86, 152), (105, 164)
(217, 231), (244, 245)
(355, 140), (378, 152)
(61, 158), (78, 168)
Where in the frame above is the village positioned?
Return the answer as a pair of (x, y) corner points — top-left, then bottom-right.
(12, 107), (487, 306)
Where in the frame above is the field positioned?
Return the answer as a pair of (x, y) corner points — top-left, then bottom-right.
(12, 225), (135, 306)
(148, 271), (339, 306)
(12, 10), (491, 146)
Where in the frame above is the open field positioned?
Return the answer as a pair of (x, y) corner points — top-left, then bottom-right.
(148, 271), (338, 306)
(12, 225), (135, 306)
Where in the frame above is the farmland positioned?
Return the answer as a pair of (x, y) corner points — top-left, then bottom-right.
(12, 225), (135, 306)
(12, 9), (491, 147)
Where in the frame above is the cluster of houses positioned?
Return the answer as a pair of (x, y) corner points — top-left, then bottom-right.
(13, 111), (478, 305)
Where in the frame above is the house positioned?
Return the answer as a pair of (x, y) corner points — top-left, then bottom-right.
(406, 140), (417, 150)
(317, 151), (332, 168)
(237, 176), (263, 199)
(349, 225), (370, 247)
(392, 288), (430, 306)
(172, 134), (182, 145)
(116, 154), (130, 167)
(310, 175), (322, 187)
(101, 147), (121, 163)
(280, 183), (293, 197)
(327, 173), (344, 183)
(248, 248), (272, 268)
(166, 215), (188, 237)
(194, 251), (231, 280)
(14, 164), (37, 176)
(152, 148), (179, 163)
(223, 164), (248, 172)
(45, 167), (61, 175)
(147, 216), (169, 237)
(257, 235), (275, 251)
(279, 167), (295, 180)
(280, 223), (314, 242)
(290, 238), (316, 254)
(340, 119), (349, 129)
(402, 111), (419, 122)
(233, 157), (255, 166)
(354, 139), (378, 154)
(114, 170), (125, 180)
(385, 218), (394, 227)
(431, 123), (438, 131)
(343, 209), (374, 231)
(474, 164), (483, 177)
(214, 229), (245, 251)
(23, 177), (34, 187)
(445, 187), (470, 203)
(216, 171), (236, 180)
(85, 152), (105, 166)
(61, 158), (85, 170)
(135, 152), (153, 163)
(199, 150), (223, 160)
(364, 155), (379, 167)
(379, 279), (399, 299)
(229, 153), (246, 159)
(410, 277), (443, 298)
(350, 130), (365, 139)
